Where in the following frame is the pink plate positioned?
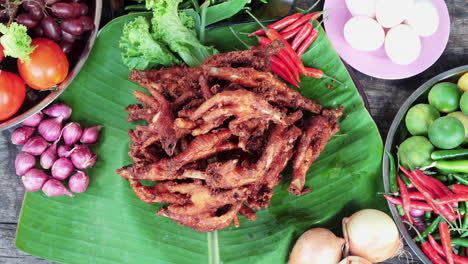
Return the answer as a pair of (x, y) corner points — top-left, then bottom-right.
(323, 0), (450, 80)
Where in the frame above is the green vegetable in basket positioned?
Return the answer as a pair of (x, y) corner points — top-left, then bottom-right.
(398, 136), (434, 170)
(428, 82), (461, 113)
(447, 111), (468, 144)
(428, 116), (465, 149)
(405, 104), (440, 136)
(460, 92), (468, 115)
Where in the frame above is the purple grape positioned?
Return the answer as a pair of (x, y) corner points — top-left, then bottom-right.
(60, 41), (73, 54)
(70, 3), (84, 17)
(16, 14), (39, 29)
(28, 6), (44, 20)
(61, 19), (84, 36)
(77, 16), (94, 31)
(31, 25), (44, 37)
(51, 3), (76, 19)
(41, 16), (62, 41)
(61, 29), (76, 43)
(77, 3), (88, 16)
(22, 0), (45, 12)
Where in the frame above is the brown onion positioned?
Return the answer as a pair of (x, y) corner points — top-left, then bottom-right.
(343, 209), (401, 263)
(289, 228), (345, 264)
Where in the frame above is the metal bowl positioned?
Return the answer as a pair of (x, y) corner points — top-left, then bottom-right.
(0, 0), (103, 131)
(383, 65), (468, 263)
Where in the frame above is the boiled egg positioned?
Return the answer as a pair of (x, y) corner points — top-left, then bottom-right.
(385, 24), (421, 65)
(405, 0), (439, 37)
(344, 16), (385, 51)
(376, 0), (414, 28)
(345, 0), (376, 17)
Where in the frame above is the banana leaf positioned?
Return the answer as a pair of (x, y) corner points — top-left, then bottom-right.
(15, 13), (384, 264)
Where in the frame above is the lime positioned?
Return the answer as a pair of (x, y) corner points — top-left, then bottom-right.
(447, 111), (468, 144)
(428, 116), (465, 149)
(428, 82), (461, 113)
(461, 92), (468, 115)
(458, 72), (468, 92)
(405, 104), (440, 135)
(398, 136), (434, 170)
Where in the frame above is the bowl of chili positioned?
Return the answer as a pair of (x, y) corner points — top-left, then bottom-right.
(383, 65), (468, 263)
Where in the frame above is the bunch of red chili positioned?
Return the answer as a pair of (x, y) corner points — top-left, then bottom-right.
(247, 11), (329, 88)
(384, 152), (468, 264)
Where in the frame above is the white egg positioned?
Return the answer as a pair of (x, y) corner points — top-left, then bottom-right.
(405, 0), (439, 37)
(385, 24), (421, 65)
(344, 16), (385, 51)
(376, 0), (414, 28)
(345, 0), (377, 17)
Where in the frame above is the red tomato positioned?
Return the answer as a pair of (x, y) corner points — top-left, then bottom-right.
(0, 44), (4, 62)
(18, 38), (69, 90)
(0, 71), (26, 121)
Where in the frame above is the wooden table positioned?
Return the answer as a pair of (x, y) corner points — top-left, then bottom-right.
(0, 1), (466, 263)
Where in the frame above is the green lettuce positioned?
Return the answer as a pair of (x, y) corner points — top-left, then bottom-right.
(119, 16), (180, 70)
(146, 0), (218, 67)
(0, 23), (35, 62)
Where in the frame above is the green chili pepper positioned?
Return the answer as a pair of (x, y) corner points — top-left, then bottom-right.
(462, 202), (468, 238)
(431, 149), (468, 160)
(400, 172), (412, 187)
(386, 152), (398, 193)
(124, 4), (148, 11)
(451, 238), (468, 247)
(435, 160), (468, 174)
(425, 211), (432, 219)
(416, 216), (442, 242)
(453, 174), (468, 186)
(397, 205), (405, 216)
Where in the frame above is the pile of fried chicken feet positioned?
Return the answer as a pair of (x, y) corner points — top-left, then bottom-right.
(116, 40), (343, 232)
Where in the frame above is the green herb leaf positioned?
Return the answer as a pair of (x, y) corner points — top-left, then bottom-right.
(204, 0), (249, 26)
(0, 22), (35, 62)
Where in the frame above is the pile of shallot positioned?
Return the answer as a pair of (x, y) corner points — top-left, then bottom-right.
(289, 209), (402, 264)
(11, 102), (103, 198)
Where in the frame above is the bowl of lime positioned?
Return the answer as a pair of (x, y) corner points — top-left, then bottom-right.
(383, 65), (468, 263)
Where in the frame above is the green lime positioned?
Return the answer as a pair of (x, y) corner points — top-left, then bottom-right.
(428, 82), (461, 113)
(405, 104), (440, 135)
(428, 116), (465, 149)
(447, 111), (468, 144)
(460, 92), (468, 115)
(398, 136), (434, 170)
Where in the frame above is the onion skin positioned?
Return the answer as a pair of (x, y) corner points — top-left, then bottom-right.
(338, 256), (373, 264)
(289, 228), (345, 264)
(343, 209), (401, 263)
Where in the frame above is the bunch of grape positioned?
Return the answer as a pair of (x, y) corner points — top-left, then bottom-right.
(16, 0), (95, 54)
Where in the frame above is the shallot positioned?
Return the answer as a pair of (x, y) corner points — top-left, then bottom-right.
(69, 171), (89, 193)
(22, 136), (48, 156)
(43, 103), (72, 120)
(40, 143), (58, 169)
(22, 168), (49, 192)
(70, 145), (96, 170)
(80, 125), (102, 144)
(289, 228), (345, 264)
(57, 144), (73, 158)
(11, 126), (35, 145)
(62, 122), (82, 145)
(22, 112), (44, 127)
(42, 179), (74, 197)
(410, 208), (425, 217)
(343, 209), (401, 263)
(51, 157), (75, 180)
(15, 152), (36, 176)
(38, 116), (64, 142)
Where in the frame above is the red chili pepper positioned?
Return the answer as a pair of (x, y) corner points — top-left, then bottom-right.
(384, 195), (433, 211)
(440, 222), (454, 264)
(398, 176), (413, 223)
(409, 192), (426, 200)
(258, 37), (300, 81)
(422, 241), (449, 264)
(452, 184), (468, 194)
(303, 67), (324, 79)
(265, 29), (307, 74)
(281, 12), (321, 34)
(281, 26), (302, 40)
(270, 57), (299, 88)
(428, 235), (468, 264)
(249, 13), (303, 37)
(438, 194), (468, 204)
(297, 29), (319, 56)
(418, 171), (453, 196)
(291, 23), (313, 50)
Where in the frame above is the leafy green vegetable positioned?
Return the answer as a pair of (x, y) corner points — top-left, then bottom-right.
(119, 16), (179, 70)
(147, 0), (218, 67)
(204, 0), (249, 26)
(0, 22), (35, 62)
